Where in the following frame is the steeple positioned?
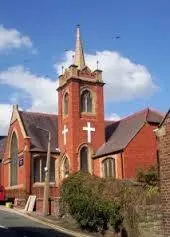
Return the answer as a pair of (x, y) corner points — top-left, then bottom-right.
(74, 25), (86, 70)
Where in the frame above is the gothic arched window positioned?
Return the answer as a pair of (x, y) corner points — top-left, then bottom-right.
(64, 93), (69, 115)
(80, 146), (88, 172)
(103, 158), (115, 178)
(62, 157), (69, 178)
(10, 132), (18, 186)
(80, 90), (92, 113)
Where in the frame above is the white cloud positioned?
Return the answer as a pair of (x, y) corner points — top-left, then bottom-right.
(0, 104), (12, 135)
(0, 25), (32, 51)
(0, 66), (57, 113)
(106, 113), (121, 121)
(0, 50), (158, 135)
(55, 50), (158, 101)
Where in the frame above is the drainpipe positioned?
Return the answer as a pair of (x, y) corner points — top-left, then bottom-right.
(120, 152), (124, 179)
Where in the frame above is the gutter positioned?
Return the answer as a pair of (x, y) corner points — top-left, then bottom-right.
(93, 149), (123, 159)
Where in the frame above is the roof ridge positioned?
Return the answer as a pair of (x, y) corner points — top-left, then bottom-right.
(118, 108), (148, 122)
(148, 107), (165, 116)
(19, 110), (57, 117)
(104, 108), (149, 126)
(145, 107), (150, 122)
(105, 108), (163, 125)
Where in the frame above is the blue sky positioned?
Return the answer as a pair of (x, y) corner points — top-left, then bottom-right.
(0, 0), (169, 134)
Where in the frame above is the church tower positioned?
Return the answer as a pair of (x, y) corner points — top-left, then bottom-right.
(57, 26), (105, 178)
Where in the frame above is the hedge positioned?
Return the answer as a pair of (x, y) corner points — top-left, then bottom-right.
(60, 171), (160, 236)
(60, 172), (123, 233)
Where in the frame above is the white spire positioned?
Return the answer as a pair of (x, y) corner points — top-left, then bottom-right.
(74, 25), (85, 70)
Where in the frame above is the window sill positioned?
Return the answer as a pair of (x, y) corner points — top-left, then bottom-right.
(6, 184), (24, 190)
(80, 112), (96, 118)
(63, 114), (68, 118)
(32, 182), (56, 187)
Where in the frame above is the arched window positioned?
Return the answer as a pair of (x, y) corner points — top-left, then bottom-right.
(10, 133), (18, 186)
(81, 90), (92, 113)
(103, 158), (115, 178)
(80, 146), (88, 172)
(64, 93), (69, 115)
(33, 157), (55, 182)
(62, 157), (69, 178)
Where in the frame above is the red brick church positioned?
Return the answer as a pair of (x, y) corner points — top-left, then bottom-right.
(0, 26), (163, 212)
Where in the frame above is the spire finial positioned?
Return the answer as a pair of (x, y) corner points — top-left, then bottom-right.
(74, 25), (86, 70)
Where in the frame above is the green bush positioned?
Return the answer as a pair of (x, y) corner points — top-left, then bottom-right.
(60, 172), (123, 233)
(136, 166), (159, 185)
(60, 171), (159, 236)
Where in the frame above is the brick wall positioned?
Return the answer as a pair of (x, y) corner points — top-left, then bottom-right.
(31, 186), (59, 214)
(156, 115), (170, 237)
(123, 123), (158, 178)
(138, 205), (163, 237)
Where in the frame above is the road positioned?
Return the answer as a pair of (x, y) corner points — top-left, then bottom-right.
(0, 209), (72, 237)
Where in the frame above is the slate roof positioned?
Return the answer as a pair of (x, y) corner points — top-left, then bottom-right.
(19, 111), (58, 153)
(95, 108), (163, 158)
(0, 136), (7, 160)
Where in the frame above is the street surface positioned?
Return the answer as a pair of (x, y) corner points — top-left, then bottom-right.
(0, 209), (72, 237)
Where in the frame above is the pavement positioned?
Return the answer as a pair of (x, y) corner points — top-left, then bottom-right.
(0, 205), (92, 237)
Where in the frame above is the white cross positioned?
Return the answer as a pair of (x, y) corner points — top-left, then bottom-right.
(83, 122), (95, 143)
(62, 125), (68, 145)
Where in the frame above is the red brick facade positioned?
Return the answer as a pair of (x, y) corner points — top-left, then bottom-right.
(123, 123), (158, 178)
(2, 118), (31, 194)
(58, 69), (105, 175)
(1, 108), (59, 214)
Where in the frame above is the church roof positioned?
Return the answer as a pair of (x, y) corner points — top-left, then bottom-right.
(95, 108), (163, 158)
(0, 136), (7, 160)
(19, 111), (58, 153)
